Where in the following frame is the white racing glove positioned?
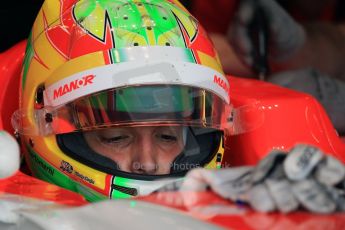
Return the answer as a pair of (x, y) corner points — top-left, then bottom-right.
(268, 68), (345, 134)
(179, 144), (345, 214)
(229, 0), (306, 67)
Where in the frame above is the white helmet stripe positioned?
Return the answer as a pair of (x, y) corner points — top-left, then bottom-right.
(44, 60), (230, 107)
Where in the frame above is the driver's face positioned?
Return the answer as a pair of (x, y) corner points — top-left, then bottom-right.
(84, 126), (184, 175)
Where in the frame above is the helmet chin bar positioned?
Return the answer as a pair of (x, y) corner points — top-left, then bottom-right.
(110, 176), (185, 198)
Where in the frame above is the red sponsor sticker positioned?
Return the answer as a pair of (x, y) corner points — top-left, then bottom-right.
(53, 74), (95, 100)
(213, 75), (230, 97)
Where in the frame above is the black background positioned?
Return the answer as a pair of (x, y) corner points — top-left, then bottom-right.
(0, 0), (44, 52)
(1, 0), (344, 52)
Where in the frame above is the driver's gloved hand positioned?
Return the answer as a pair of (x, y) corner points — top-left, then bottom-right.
(180, 144), (345, 214)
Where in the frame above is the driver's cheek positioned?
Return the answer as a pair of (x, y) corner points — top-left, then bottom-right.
(155, 141), (182, 173)
(110, 140), (182, 174)
(106, 145), (133, 172)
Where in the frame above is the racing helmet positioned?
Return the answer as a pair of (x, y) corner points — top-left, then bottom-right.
(12, 0), (232, 201)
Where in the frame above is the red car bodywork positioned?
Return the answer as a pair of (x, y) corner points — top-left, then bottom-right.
(0, 41), (345, 229)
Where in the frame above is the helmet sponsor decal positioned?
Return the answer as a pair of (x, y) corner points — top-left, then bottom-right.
(214, 75), (230, 98)
(29, 150), (55, 177)
(60, 160), (74, 174)
(59, 160), (95, 185)
(53, 74), (95, 99)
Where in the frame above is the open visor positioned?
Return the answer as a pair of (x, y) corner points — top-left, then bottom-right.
(13, 85), (232, 136)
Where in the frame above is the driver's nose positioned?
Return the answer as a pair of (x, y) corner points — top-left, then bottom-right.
(130, 133), (158, 174)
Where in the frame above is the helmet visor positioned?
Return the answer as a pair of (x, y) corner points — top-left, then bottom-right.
(43, 85), (231, 135)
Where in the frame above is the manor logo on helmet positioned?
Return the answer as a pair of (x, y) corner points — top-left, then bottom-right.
(214, 75), (230, 96)
(53, 74), (95, 100)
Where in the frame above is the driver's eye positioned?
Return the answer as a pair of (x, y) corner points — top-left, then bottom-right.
(157, 134), (177, 142)
(101, 135), (130, 144)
